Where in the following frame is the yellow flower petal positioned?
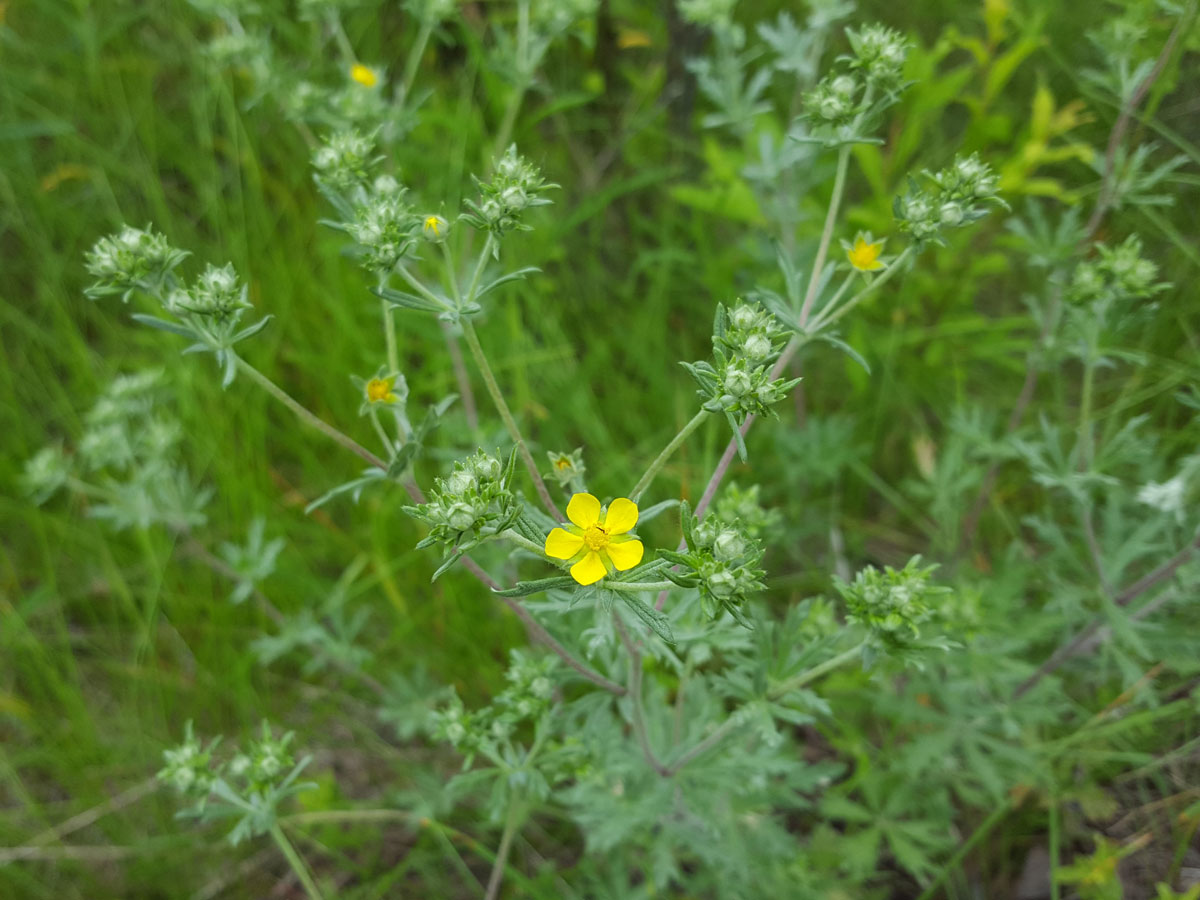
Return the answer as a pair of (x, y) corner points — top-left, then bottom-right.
(566, 492), (601, 529)
(544, 527), (584, 560)
(605, 539), (643, 571)
(603, 497), (638, 535)
(570, 551), (607, 585)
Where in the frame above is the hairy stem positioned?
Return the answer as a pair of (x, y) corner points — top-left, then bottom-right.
(797, 144), (852, 324)
(630, 409), (710, 502)
(484, 800), (522, 900)
(269, 824), (325, 900)
(614, 614), (672, 776)
(236, 358), (386, 470)
(460, 318), (563, 520)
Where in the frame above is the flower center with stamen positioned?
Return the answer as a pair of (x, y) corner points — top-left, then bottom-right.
(583, 525), (609, 551)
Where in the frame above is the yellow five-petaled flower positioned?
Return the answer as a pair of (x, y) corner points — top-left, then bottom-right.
(545, 493), (644, 586)
(350, 63), (378, 88)
(846, 232), (885, 272)
(365, 376), (399, 404)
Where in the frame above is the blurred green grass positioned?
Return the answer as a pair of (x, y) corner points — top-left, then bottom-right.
(2, 0), (1198, 896)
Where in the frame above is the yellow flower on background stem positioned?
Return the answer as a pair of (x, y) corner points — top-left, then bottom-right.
(544, 492), (644, 586)
(350, 63), (378, 88)
(366, 376), (398, 404)
(845, 232), (885, 272)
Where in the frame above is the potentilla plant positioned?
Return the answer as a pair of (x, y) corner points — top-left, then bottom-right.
(49, 15), (1021, 900)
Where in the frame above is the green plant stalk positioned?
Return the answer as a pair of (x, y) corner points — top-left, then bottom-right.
(367, 405), (394, 458)
(460, 318), (562, 519)
(503, 530), (550, 556)
(914, 803), (1013, 900)
(808, 246), (916, 333)
(630, 409), (710, 501)
(666, 640), (865, 775)
(606, 580), (676, 593)
(399, 19), (434, 104)
(484, 799), (522, 900)
(464, 234), (496, 308)
(615, 614), (672, 777)
(235, 358), (387, 470)
(436, 239), (481, 430)
(797, 144), (852, 324)
(379, 298), (411, 442)
(270, 823), (325, 900)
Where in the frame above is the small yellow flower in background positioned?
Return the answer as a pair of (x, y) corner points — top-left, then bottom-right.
(365, 376), (399, 404)
(844, 232), (886, 272)
(422, 214), (449, 241)
(350, 63), (379, 87)
(545, 493), (644, 586)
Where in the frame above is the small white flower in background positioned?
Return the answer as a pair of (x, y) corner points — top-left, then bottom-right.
(1137, 475), (1185, 522)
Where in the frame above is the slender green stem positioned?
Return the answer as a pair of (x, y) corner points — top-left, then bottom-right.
(367, 405), (394, 457)
(914, 803), (1013, 900)
(440, 241), (464, 308)
(484, 799), (522, 900)
(460, 318), (562, 519)
(236, 358), (386, 470)
(614, 614), (672, 777)
(464, 234), (496, 307)
(394, 264), (450, 309)
(666, 640), (865, 775)
(769, 641), (866, 696)
(605, 580), (676, 593)
(270, 824), (325, 900)
(503, 530), (550, 556)
(1078, 353), (1096, 470)
(399, 19), (434, 104)
(808, 246), (915, 333)
(379, 297), (410, 441)
(797, 144), (852, 325)
(630, 409), (710, 502)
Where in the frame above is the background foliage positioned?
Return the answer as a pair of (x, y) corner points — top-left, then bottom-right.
(2, 0), (1199, 897)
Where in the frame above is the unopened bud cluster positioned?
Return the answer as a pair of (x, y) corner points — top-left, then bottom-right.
(405, 449), (520, 547)
(312, 130), (379, 190)
(663, 505), (766, 624)
(84, 225), (189, 302)
(462, 145), (557, 239)
(684, 302), (799, 423)
(169, 263), (251, 320)
(842, 24), (908, 87)
(1068, 235), (1163, 306)
(834, 557), (950, 650)
(803, 23), (909, 136)
(23, 371), (210, 531)
(157, 722), (221, 800)
(348, 177), (421, 273)
(433, 651), (558, 762)
(894, 154), (1005, 245)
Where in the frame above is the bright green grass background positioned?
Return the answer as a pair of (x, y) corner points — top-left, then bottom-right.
(2, 0), (1198, 896)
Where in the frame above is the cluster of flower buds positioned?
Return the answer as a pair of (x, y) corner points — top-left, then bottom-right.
(346, 176), (421, 273)
(894, 154), (1005, 245)
(432, 651), (558, 763)
(802, 22), (909, 138)
(1068, 235), (1163, 305)
(405, 449), (521, 549)
(842, 24), (908, 87)
(157, 721), (222, 801)
(662, 502), (766, 625)
(684, 301), (799, 425)
(24, 370), (210, 530)
(226, 723), (298, 798)
(712, 482), (780, 539)
(461, 145), (557, 239)
(834, 556), (950, 651)
(804, 73), (861, 128)
(168, 263), (252, 320)
(311, 129), (378, 190)
(84, 225), (189, 302)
